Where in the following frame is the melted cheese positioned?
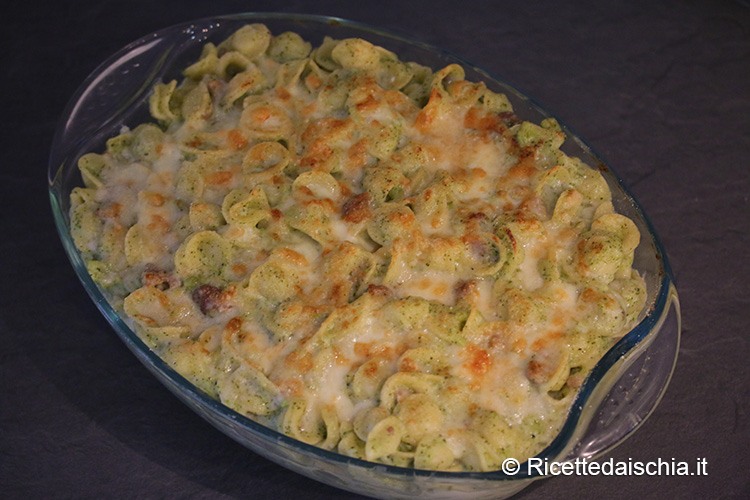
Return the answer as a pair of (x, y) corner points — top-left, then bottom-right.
(396, 270), (461, 304)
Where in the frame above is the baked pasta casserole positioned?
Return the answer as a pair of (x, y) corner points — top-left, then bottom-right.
(69, 24), (647, 472)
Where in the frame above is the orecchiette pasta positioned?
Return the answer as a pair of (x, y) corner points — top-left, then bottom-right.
(72, 24), (647, 472)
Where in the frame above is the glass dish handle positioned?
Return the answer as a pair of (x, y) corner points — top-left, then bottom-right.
(566, 288), (680, 461)
(51, 34), (176, 163)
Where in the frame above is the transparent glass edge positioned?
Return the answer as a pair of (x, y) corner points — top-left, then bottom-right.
(560, 283), (681, 463)
(580, 286), (681, 461)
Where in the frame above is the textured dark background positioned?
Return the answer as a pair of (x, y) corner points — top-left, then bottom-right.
(2, 0), (749, 499)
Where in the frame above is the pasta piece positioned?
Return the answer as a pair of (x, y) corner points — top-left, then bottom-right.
(123, 286), (196, 333)
(221, 187), (271, 227)
(526, 340), (571, 393)
(241, 251), (303, 304)
(285, 199), (338, 245)
(397, 347), (449, 375)
(189, 202), (224, 231)
(274, 59), (308, 90)
(183, 43), (220, 79)
(124, 223), (164, 266)
(174, 162), (206, 201)
(365, 416), (407, 462)
(362, 165), (409, 204)
(393, 393), (443, 445)
(414, 434), (455, 470)
(267, 32), (312, 63)
(239, 101), (293, 140)
(480, 87), (513, 114)
(380, 372), (444, 411)
(77, 153), (106, 189)
(610, 272), (648, 324)
(376, 55), (413, 91)
(319, 405), (341, 450)
(222, 64), (268, 107)
(331, 38), (380, 71)
(130, 124), (165, 162)
(469, 409), (538, 461)
(149, 80), (179, 123)
(69, 190), (102, 257)
(173, 230), (230, 280)
(445, 429), (501, 472)
(227, 24), (272, 59)
(260, 299), (328, 342)
(425, 302), (471, 345)
(462, 231), (507, 277)
(217, 51), (253, 80)
(311, 36), (340, 71)
(292, 170), (342, 202)
(305, 291), (385, 350)
(281, 398), (325, 444)
(219, 362), (281, 417)
(535, 157), (611, 212)
(575, 213), (640, 285)
(402, 62), (433, 106)
(162, 340), (219, 397)
(350, 356), (394, 401)
(338, 429), (367, 460)
(181, 81), (213, 126)
(367, 204), (419, 247)
(353, 405), (390, 442)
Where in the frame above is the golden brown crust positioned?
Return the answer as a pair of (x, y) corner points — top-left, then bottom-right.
(341, 192), (372, 224)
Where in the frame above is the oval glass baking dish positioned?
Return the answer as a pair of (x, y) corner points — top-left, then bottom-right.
(48, 13), (680, 500)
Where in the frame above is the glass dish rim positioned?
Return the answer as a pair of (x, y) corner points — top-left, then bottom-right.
(48, 11), (678, 482)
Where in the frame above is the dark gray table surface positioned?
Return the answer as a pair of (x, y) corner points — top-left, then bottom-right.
(3, 0), (748, 498)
